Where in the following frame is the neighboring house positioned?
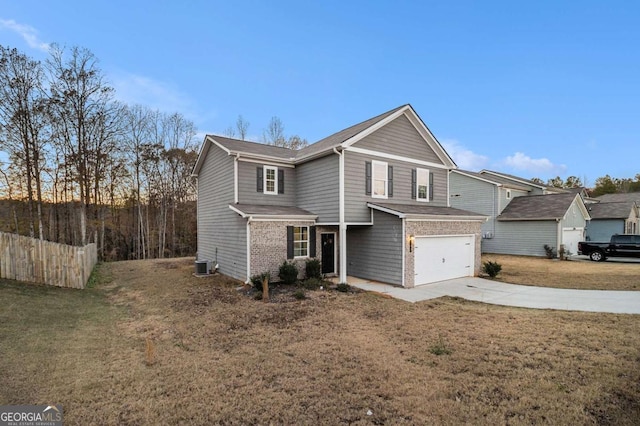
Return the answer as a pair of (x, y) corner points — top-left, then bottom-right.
(450, 170), (590, 256)
(478, 170), (567, 195)
(192, 104), (487, 288)
(496, 193), (590, 256)
(585, 202), (639, 241)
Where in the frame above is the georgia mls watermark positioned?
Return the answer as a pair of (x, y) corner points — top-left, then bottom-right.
(0, 405), (63, 426)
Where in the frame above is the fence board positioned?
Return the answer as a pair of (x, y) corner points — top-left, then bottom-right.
(0, 232), (97, 289)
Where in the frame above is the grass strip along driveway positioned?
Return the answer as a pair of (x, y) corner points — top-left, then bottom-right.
(1, 257), (639, 424)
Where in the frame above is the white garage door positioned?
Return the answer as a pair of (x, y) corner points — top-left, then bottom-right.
(562, 228), (583, 256)
(414, 235), (474, 285)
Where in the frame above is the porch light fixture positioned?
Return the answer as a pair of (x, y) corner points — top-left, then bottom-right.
(408, 234), (415, 252)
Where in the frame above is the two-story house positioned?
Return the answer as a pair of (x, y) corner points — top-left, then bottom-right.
(450, 169), (590, 257)
(192, 105), (487, 288)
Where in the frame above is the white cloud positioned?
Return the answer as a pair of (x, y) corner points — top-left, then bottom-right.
(440, 139), (489, 171)
(111, 71), (194, 114)
(0, 19), (50, 52)
(503, 152), (566, 175)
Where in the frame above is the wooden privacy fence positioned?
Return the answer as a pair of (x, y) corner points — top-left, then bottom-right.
(0, 232), (97, 289)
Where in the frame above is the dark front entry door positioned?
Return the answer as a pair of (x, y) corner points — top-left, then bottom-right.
(321, 233), (335, 274)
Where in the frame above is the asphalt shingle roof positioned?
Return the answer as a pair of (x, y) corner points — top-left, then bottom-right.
(454, 169), (531, 191)
(596, 192), (640, 203)
(586, 202), (634, 219)
(480, 170), (566, 193)
(497, 193), (578, 221)
(206, 105), (409, 163)
(368, 202), (487, 218)
(210, 135), (296, 160)
(230, 204), (316, 217)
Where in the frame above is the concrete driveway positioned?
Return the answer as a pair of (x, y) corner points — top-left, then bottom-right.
(348, 277), (640, 314)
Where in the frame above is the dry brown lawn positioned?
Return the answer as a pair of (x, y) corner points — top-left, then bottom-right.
(1, 258), (639, 425)
(482, 254), (640, 291)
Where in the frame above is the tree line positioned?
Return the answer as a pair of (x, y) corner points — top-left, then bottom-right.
(0, 45), (197, 260)
(531, 174), (640, 197)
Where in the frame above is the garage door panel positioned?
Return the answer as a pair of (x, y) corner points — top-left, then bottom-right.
(414, 235), (474, 285)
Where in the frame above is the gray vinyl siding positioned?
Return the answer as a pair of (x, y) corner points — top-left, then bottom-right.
(343, 150), (448, 222)
(346, 210), (403, 285)
(197, 143), (247, 281)
(561, 201), (587, 229)
(483, 220), (557, 256)
(450, 173), (497, 230)
(296, 154), (339, 222)
(585, 220), (624, 242)
(354, 114), (443, 164)
(499, 188), (528, 213)
(237, 161), (296, 206)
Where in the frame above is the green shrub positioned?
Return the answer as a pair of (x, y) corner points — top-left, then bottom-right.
(305, 258), (322, 279)
(293, 289), (306, 300)
(301, 277), (322, 290)
(336, 283), (350, 293)
(429, 334), (452, 356)
(251, 272), (270, 289)
(543, 244), (556, 259)
(482, 261), (502, 278)
(278, 261), (298, 285)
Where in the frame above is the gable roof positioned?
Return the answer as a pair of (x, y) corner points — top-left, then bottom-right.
(192, 104), (457, 176)
(294, 105), (407, 161)
(586, 201), (636, 220)
(596, 192), (640, 203)
(497, 193), (588, 221)
(452, 169), (531, 191)
(479, 170), (565, 193)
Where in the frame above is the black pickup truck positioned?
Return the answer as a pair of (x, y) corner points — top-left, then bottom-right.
(578, 234), (640, 261)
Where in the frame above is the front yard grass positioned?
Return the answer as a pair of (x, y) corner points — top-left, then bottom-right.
(483, 254), (640, 290)
(1, 257), (639, 424)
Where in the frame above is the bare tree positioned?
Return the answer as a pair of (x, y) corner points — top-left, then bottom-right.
(46, 44), (115, 245)
(263, 116), (286, 146)
(236, 115), (249, 140)
(0, 46), (49, 239)
(223, 126), (236, 138)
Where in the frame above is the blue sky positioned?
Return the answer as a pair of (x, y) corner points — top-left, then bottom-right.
(1, 0), (638, 185)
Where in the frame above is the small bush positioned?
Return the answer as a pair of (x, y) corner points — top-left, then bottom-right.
(278, 261), (298, 285)
(293, 289), (306, 300)
(301, 277), (322, 290)
(251, 272), (270, 289)
(543, 244), (556, 259)
(429, 334), (452, 356)
(482, 261), (502, 278)
(336, 283), (350, 293)
(305, 258), (322, 279)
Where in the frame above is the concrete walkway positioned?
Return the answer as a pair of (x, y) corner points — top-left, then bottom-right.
(348, 277), (640, 314)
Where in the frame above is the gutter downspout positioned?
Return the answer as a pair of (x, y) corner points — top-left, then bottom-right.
(334, 147), (347, 283)
(234, 153), (239, 204)
(556, 218), (562, 259)
(246, 216), (252, 283)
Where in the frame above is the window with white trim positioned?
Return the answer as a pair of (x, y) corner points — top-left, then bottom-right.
(264, 166), (277, 195)
(294, 226), (309, 257)
(372, 160), (388, 198)
(416, 168), (429, 201)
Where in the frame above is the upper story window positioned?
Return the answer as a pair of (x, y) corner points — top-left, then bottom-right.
(257, 165), (284, 194)
(372, 160), (388, 199)
(416, 168), (429, 201)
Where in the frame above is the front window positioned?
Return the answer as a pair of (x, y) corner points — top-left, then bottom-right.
(372, 160), (388, 198)
(294, 226), (309, 257)
(264, 166), (277, 195)
(417, 168), (429, 201)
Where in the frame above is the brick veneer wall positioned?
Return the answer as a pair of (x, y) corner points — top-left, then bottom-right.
(249, 220), (317, 281)
(404, 220), (483, 288)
